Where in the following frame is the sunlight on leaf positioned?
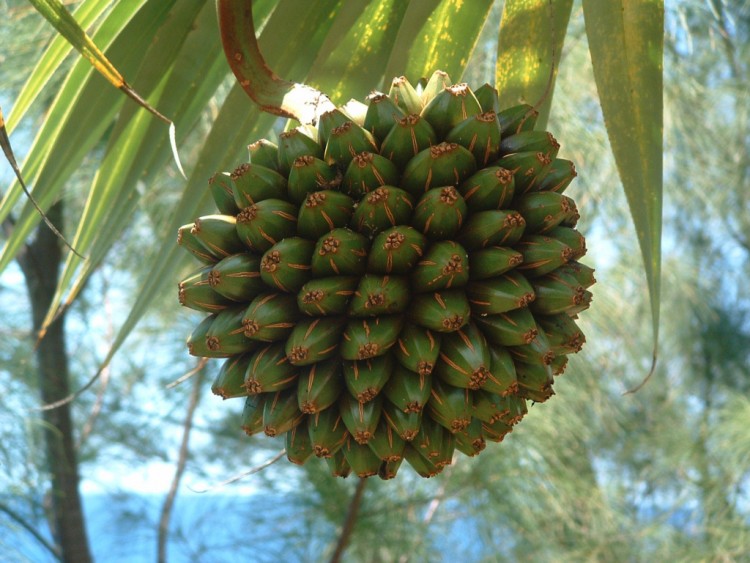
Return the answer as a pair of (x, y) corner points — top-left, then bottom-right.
(495, 0), (573, 128)
(583, 0), (663, 367)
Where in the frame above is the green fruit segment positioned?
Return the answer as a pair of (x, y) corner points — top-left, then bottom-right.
(309, 407), (349, 458)
(287, 155), (340, 204)
(411, 241), (469, 291)
(179, 267), (233, 313)
(420, 70), (452, 106)
(343, 438), (383, 477)
(297, 358), (344, 414)
(411, 186), (467, 240)
(186, 314), (218, 357)
(348, 275), (410, 317)
(479, 354), (517, 403)
(434, 323), (492, 390)
(473, 84), (499, 113)
(514, 361), (554, 402)
(413, 418), (455, 468)
(242, 293), (298, 342)
(535, 158), (577, 193)
(206, 306), (257, 356)
(468, 246), (523, 280)
(318, 109), (352, 146)
(467, 272), (536, 315)
(382, 401), (421, 442)
(285, 317), (345, 366)
(342, 354), (394, 403)
(383, 363), (432, 413)
(286, 419), (314, 465)
(515, 192), (578, 234)
(531, 275), (592, 316)
(263, 389), (305, 437)
(208, 172), (240, 215)
(230, 164), (286, 209)
(343, 152), (400, 199)
(326, 449), (352, 478)
(472, 390), (511, 423)
(208, 254), (265, 303)
(297, 276), (358, 316)
(499, 131), (560, 158)
(244, 343), (298, 394)
(191, 215), (245, 259)
(421, 83), (482, 138)
(380, 114), (437, 170)
(393, 324), (441, 376)
(324, 121), (379, 168)
(367, 226), (426, 274)
(388, 75), (422, 114)
(446, 111), (502, 166)
(277, 128), (323, 175)
(241, 394), (266, 436)
(235, 199), (297, 253)
(230, 163), (287, 208)
(365, 93), (406, 142)
(297, 190), (355, 240)
(458, 166), (515, 211)
(537, 314), (586, 354)
(403, 444), (441, 477)
(474, 308), (539, 347)
(409, 290), (470, 333)
(212, 354), (252, 399)
(260, 238), (314, 292)
(368, 420), (406, 461)
(351, 186), (414, 237)
(177, 224), (216, 264)
(495, 151), (554, 194)
(401, 142), (477, 197)
(454, 418), (486, 457)
(458, 210), (526, 249)
(340, 316), (403, 360)
(515, 235), (574, 278)
(496, 104), (538, 136)
(248, 139), (279, 171)
(339, 393), (382, 444)
(311, 228), (369, 276)
(482, 418), (514, 442)
(427, 379), (472, 433)
(548, 226), (586, 260)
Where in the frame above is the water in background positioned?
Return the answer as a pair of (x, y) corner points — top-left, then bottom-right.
(0, 493), (487, 562)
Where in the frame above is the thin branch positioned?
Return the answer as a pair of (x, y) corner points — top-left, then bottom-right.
(0, 106), (85, 258)
(188, 450), (286, 493)
(76, 281), (115, 449)
(329, 477), (368, 563)
(0, 501), (62, 561)
(166, 357), (209, 389)
(157, 365), (205, 563)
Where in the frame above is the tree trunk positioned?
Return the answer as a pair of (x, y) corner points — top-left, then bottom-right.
(18, 203), (92, 563)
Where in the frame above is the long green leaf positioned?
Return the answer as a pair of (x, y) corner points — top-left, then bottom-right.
(582, 0), (663, 359)
(495, 0), (573, 128)
(0, 0), (176, 273)
(307, 0), (409, 102)
(384, 0), (494, 83)
(6, 0), (114, 132)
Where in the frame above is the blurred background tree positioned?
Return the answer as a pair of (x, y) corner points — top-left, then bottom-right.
(1, 0), (749, 562)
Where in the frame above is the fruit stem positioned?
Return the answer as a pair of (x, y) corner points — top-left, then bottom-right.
(329, 477), (368, 563)
(216, 1), (335, 125)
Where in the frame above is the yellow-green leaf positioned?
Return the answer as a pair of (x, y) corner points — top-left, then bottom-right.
(583, 0), (663, 352)
(495, 0), (573, 128)
(385, 0), (494, 83)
